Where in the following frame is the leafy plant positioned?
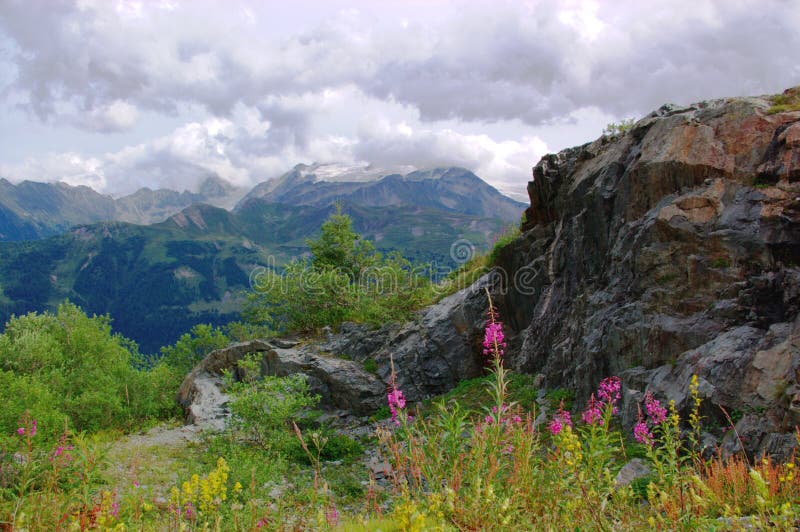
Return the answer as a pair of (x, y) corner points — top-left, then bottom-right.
(225, 354), (320, 453)
(603, 118), (636, 136)
(244, 209), (436, 333)
(0, 302), (179, 442)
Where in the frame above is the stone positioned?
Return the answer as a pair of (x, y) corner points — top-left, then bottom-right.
(615, 459), (651, 487)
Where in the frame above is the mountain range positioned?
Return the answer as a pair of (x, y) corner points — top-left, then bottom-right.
(0, 175), (246, 241)
(0, 164), (526, 352)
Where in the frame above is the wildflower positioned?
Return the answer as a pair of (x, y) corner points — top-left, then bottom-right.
(597, 376), (621, 412)
(111, 495), (120, 519)
(325, 504), (339, 527)
(387, 387), (407, 426)
(16, 418), (37, 437)
(634, 408), (653, 446)
(581, 394), (604, 425)
(549, 407), (572, 436)
(483, 321), (506, 359)
(644, 392), (667, 425)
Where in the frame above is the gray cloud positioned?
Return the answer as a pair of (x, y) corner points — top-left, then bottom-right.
(2, 0), (797, 131)
(0, 0), (797, 197)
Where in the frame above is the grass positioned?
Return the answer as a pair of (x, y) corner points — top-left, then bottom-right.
(767, 88), (800, 114)
(3, 290), (800, 529)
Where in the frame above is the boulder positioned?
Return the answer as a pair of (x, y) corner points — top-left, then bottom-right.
(500, 89), (800, 458)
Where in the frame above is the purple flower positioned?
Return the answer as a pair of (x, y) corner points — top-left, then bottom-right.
(549, 407), (573, 436)
(16, 427), (25, 435)
(325, 504), (339, 527)
(633, 417), (653, 446)
(644, 392), (667, 425)
(581, 394), (604, 426)
(597, 377), (621, 411)
(387, 387), (407, 426)
(483, 322), (506, 358)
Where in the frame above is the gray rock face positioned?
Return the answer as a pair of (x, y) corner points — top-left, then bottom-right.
(496, 90), (800, 458)
(178, 275), (498, 424)
(177, 339), (388, 420)
(179, 89), (800, 459)
(321, 274), (497, 402)
(615, 458), (651, 488)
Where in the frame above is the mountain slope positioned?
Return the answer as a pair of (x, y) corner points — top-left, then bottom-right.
(238, 163), (526, 223)
(0, 176), (247, 241)
(0, 200), (508, 352)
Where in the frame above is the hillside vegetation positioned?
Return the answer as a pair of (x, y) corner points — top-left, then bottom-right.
(1, 203), (798, 530)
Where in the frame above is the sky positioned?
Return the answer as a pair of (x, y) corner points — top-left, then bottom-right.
(0, 0), (798, 200)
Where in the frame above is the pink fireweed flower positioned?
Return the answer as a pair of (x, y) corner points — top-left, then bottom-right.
(387, 387), (407, 426)
(111, 494), (120, 519)
(325, 504), (340, 527)
(633, 418), (653, 446)
(483, 322), (506, 359)
(16, 418), (38, 437)
(597, 376), (621, 412)
(581, 394), (604, 426)
(549, 407), (573, 436)
(644, 392), (667, 425)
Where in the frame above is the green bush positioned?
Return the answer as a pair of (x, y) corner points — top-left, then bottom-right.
(244, 209), (435, 333)
(603, 118), (636, 136)
(0, 302), (180, 442)
(488, 225), (520, 265)
(225, 355), (320, 453)
(286, 431), (364, 464)
(159, 323), (230, 375)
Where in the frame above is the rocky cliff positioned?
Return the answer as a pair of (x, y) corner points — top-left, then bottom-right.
(180, 88), (800, 459)
(498, 87), (800, 458)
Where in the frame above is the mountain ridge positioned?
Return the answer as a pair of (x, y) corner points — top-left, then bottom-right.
(0, 165), (524, 241)
(238, 163), (526, 223)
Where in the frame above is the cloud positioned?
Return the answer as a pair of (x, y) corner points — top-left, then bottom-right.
(0, 0), (797, 199)
(0, 93), (548, 197)
(2, 0), (797, 132)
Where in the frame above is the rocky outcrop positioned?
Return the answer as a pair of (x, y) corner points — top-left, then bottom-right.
(177, 338), (388, 420)
(500, 88), (800, 458)
(180, 88), (800, 459)
(178, 276), (496, 425)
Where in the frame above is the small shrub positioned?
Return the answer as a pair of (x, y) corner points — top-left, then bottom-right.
(603, 118), (636, 136)
(286, 432), (363, 465)
(488, 225), (520, 265)
(710, 257), (730, 269)
(767, 88), (800, 114)
(225, 354), (320, 453)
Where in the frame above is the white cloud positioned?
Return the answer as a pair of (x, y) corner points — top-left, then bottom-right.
(2, 0), (797, 130)
(0, 0), (797, 199)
